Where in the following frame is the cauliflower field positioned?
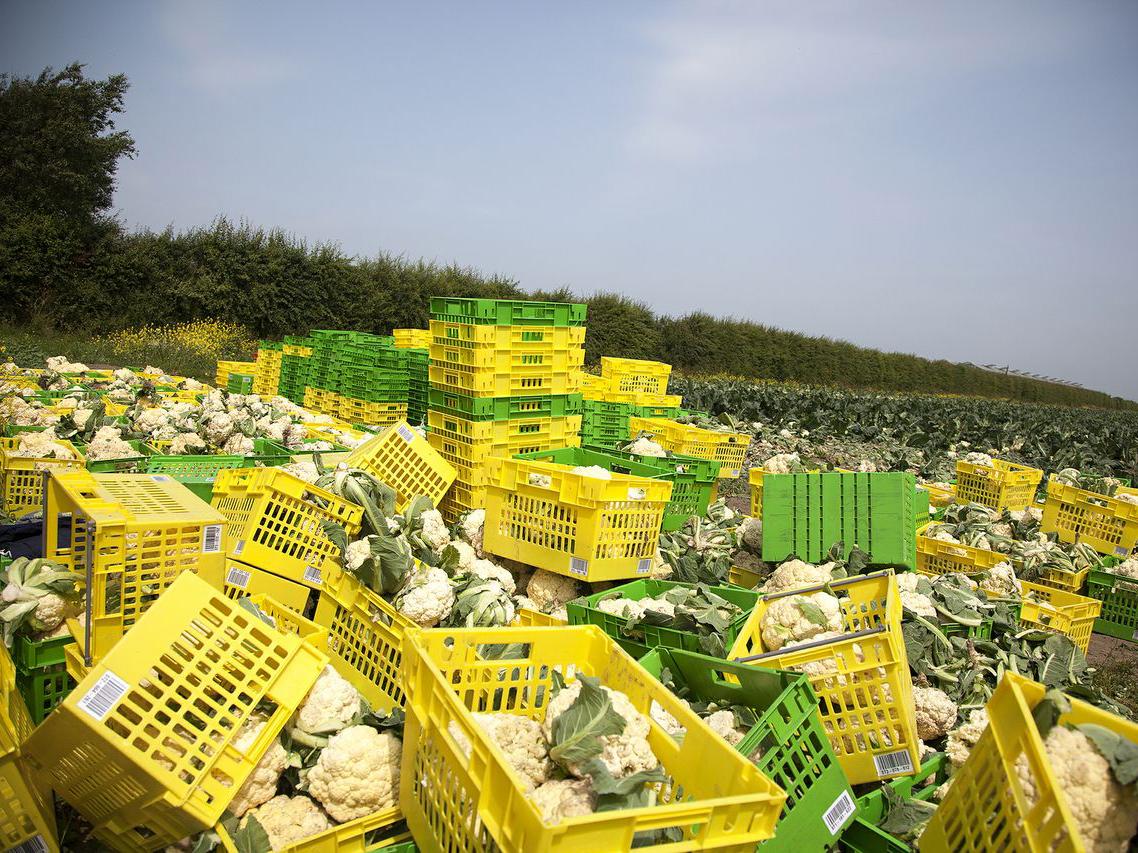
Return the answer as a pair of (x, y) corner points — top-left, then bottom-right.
(2, 346), (1138, 853)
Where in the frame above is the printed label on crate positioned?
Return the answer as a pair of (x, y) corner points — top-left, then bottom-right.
(226, 566), (251, 589)
(636, 558), (652, 575)
(304, 565), (323, 585)
(1132, 628), (1138, 641)
(397, 424), (416, 443)
(9, 836), (50, 853)
(234, 539), (245, 556)
(202, 524), (222, 553)
(150, 475), (170, 482)
(872, 749), (915, 778)
(822, 790), (855, 835)
(77, 670), (129, 721)
(569, 557), (589, 578)
(1117, 547), (1129, 557)
(728, 469), (741, 478)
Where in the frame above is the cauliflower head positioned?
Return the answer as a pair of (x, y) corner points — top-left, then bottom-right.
(979, 563), (1021, 598)
(760, 559), (834, 594)
(393, 566), (455, 627)
(228, 714), (287, 817)
(526, 569), (580, 613)
(419, 508), (451, 552)
(543, 680), (658, 780)
(293, 665), (361, 735)
(471, 559), (516, 595)
(945, 709), (989, 768)
(471, 713), (553, 791)
(241, 795), (332, 849)
(760, 592), (843, 651)
(307, 725), (402, 822)
(528, 778), (597, 825)
(626, 437), (667, 457)
(459, 509), (485, 555)
(913, 686), (958, 741)
(704, 710), (747, 746)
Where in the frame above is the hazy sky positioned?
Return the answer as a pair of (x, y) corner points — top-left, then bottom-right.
(5, 1), (1138, 398)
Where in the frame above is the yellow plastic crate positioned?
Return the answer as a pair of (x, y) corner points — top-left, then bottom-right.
(313, 570), (412, 712)
(252, 349), (281, 397)
(338, 398), (408, 428)
(920, 673), (1138, 853)
(214, 359), (256, 387)
(729, 571), (920, 785)
(210, 467), (361, 589)
(481, 455), (673, 581)
(22, 573), (328, 851)
(429, 362), (584, 398)
(630, 417), (751, 479)
(438, 479), (488, 523)
(344, 421), (456, 513)
(589, 389), (684, 408)
(393, 327), (432, 349)
(428, 320), (584, 350)
(400, 625), (787, 852)
(1041, 477), (1138, 558)
(580, 372), (610, 400)
(217, 805), (409, 852)
(0, 435), (86, 516)
(426, 411), (581, 467)
(600, 356), (672, 395)
(728, 564), (763, 589)
(512, 607), (566, 626)
(916, 533), (1010, 577)
(0, 643), (33, 755)
(42, 470), (229, 665)
(953, 458), (1043, 511)
(919, 481), (956, 508)
(304, 386), (334, 415)
(1018, 580), (1100, 655)
(1, 646), (55, 853)
(282, 343), (313, 357)
(198, 557), (312, 612)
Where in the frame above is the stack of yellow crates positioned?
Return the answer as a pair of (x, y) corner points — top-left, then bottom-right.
(427, 298), (587, 521)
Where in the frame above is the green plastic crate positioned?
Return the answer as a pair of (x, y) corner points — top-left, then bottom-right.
(13, 634), (74, 671)
(565, 579), (758, 658)
(145, 453), (251, 503)
(761, 472), (918, 568)
(226, 373), (255, 394)
(83, 439), (152, 473)
(913, 487), (931, 529)
(517, 444), (720, 532)
(429, 296), (587, 326)
(1087, 567), (1138, 641)
(427, 389), (584, 422)
(841, 754), (948, 852)
(640, 648), (857, 851)
(17, 662), (75, 724)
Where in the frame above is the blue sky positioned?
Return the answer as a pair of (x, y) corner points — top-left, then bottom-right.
(5, 1), (1138, 398)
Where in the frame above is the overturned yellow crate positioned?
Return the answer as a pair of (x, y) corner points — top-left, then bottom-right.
(920, 673), (1138, 852)
(481, 455), (672, 581)
(729, 571), (920, 786)
(1041, 477), (1138, 558)
(345, 421), (455, 512)
(953, 458), (1042, 511)
(42, 470), (228, 665)
(1018, 580), (1100, 655)
(198, 557), (312, 612)
(22, 573), (328, 851)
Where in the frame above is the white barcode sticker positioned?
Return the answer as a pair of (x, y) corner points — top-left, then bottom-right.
(226, 566), (251, 589)
(873, 749), (915, 778)
(8, 835), (50, 853)
(304, 565), (323, 585)
(1132, 628), (1138, 641)
(150, 475), (169, 482)
(201, 524), (222, 553)
(234, 539), (245, 556)
(1117, 546), (1129, 557)
(397, 425), (415, 443)
(636, 558), (652, 574)
(569, 557), (589, 578)
(77, 671), (129, 721)
(822, 789), (856, 834)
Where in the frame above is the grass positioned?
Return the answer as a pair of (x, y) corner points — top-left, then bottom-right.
(0, 320), (257, 382)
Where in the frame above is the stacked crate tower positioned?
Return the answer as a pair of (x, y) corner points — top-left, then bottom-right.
(581, 357), (683, 447)
(393, 328), (432, 424)
(427, 297), (587, 522)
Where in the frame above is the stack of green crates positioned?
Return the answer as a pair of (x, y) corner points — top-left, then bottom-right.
(426, 297), (587, 522)
(582, 398), (684, 447)
(279, 335), (315, 404)
(761, 471), (918, 568)
(405, 348), (429, 424)
(14, 632), (75, 724)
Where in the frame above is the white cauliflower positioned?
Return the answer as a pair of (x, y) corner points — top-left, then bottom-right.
(596, 597), (646, 621)
(650, 700), (687, 738)
(626, 437), (667, 457)
(760, 559), (835, 594)
(307, 725), (402, 822)
(945, 709), (989, 769)
(241, 795), (331, 849)
(979, 563), (1022, 598)
(543, 680), (658, 779)
(46, 355), (89, 373)
(528, 472), (554, 487)
(14, 430), (75, 459)
(1108, 558), (1138, 580)
(450, 539), (478, 572)
(222, 433), (255, 455)
(526, 569), (580, 613)
(1116, 492), (1138, 506)
(571, 465), (612, 480)
(467, 713), (553, 791)
(280, 459), (320, 483)
(528, 778), (597, 825)
(393, 566), (455, 627)
(737, 516), (763, 552)
(762, 452), (802, 474)
(293, 665), (361, 735)
(204, 412), (235, 445)
(759, 592), (843, 651)
(84, 426), (135, 462)
(168, 431), (207, 455)
(704, 710), (747, 746)
(228, 714), (287, 817)
(471, 559), (516, 595)
(1015, 725), (1138, 853)
(459, 509), (485, 555)
(963, 451), (995, 467)
(134, 407), (170, 435)
(420, 509), (451, 551)
(913, 686), (957, 741)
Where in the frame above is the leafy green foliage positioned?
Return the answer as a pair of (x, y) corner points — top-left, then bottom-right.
(548, 675), (627, 768)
